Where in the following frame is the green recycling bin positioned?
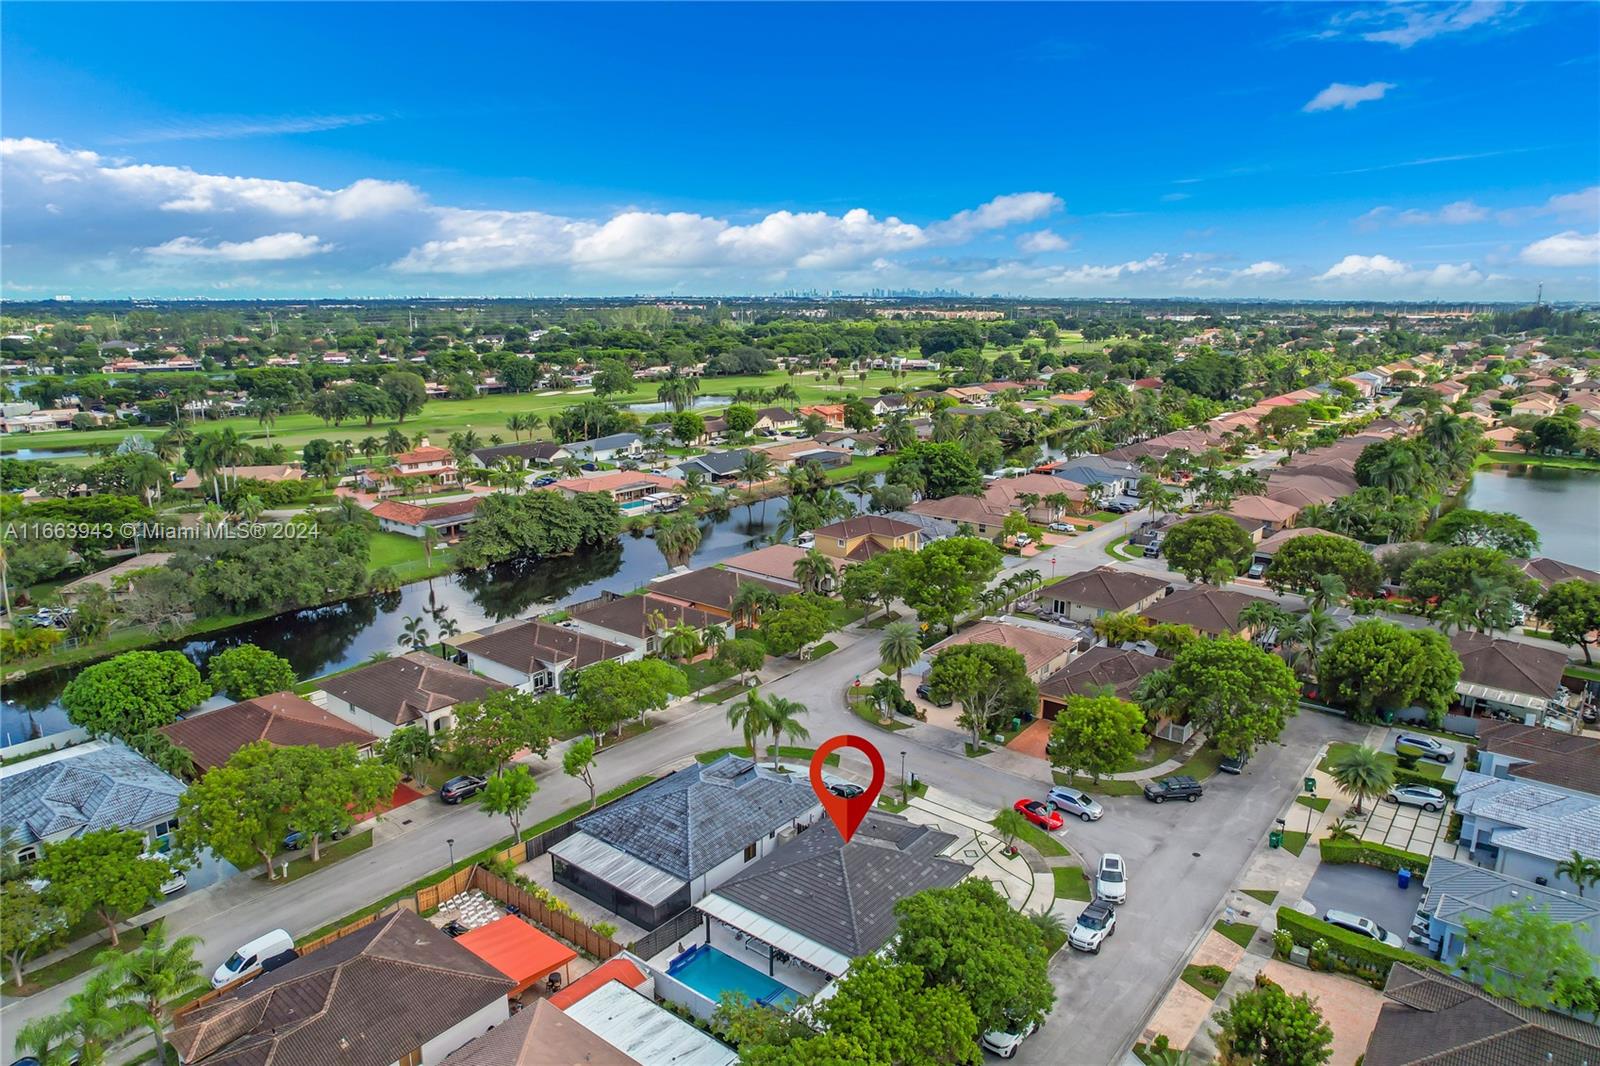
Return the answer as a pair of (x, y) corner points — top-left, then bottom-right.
(1269, 829), (1283, 849)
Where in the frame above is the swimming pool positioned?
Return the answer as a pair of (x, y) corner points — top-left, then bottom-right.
(667, 944), (799, 1008)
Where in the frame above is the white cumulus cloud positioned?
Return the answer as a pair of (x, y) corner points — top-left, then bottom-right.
(1016, 229), (1070, 254)
(1520, 231), (1600, 268)
(1303, 82), (1396, 112)
(146, 232), (333, 261)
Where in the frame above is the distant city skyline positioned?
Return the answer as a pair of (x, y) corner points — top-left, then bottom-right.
(2, 2), (1596, 301)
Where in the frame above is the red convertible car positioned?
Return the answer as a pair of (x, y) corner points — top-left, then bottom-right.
(1014, 798), (1064, 831)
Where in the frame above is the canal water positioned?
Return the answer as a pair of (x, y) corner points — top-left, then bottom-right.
(624, 395), (734, 415)
(1463, 464), (1600, 572)
(1, 494), (803, 746)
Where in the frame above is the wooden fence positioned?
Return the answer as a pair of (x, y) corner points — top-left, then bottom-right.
(467, 865), (623, 961)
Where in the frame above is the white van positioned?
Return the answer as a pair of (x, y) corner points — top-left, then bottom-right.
(212, 928), (294, 988)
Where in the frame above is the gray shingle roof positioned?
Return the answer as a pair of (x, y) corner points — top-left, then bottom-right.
(705, 812), (966, 960)
(574, 756), (818, 881)
(679, 450), (751, 477)
(0, 741), (185, 847)
(1422, 857), (1600, 954)
(1451, 772), (1600, 863)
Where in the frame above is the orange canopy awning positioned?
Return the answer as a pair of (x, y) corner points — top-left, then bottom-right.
(455, 915), (577, 997)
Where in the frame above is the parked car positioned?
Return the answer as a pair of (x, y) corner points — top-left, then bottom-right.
(1395, 734), (1454, 763)
(283, 826), (350, 851)
(212, 928), (295, 988)
(1046, 786), (1103, 822)
(1142, 775), (1203, 803)
(532, 475), (556, 487)
(979, 1020), (1037, 1059)
(915, 683), (952, 707)
(1323, 909), (1403, 948)
(1069, 899), (1118, 953)
(1013, 798), (1064, 831)
(1218, 753), (1248, 775)
(1387, 785), (1447, 812)
(440, 775), (487, 803)
(1095, 853), (1128, 904)
(1247, 561), (1266, 579)
(827, 782), (865, 799)
(1047, 522), (1072, 533)
(1014, 532), (1033, 547)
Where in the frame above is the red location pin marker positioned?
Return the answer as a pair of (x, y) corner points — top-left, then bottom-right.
(810, 735), (886, 845)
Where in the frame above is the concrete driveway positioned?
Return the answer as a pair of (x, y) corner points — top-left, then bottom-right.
(1302, 863), (1429, 956)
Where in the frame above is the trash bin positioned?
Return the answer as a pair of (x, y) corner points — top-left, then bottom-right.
(1398, 867), (1412, 889)
(1269, 830), (1283, 849)
(1011, 717), (1022, 732)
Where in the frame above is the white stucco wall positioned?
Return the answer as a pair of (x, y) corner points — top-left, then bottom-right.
(417, 996), (509, 1065)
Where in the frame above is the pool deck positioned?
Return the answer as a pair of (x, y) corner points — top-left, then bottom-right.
(647, 919), (832, 999)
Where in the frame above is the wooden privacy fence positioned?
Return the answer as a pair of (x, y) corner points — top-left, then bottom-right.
(468, 865), (623, 961)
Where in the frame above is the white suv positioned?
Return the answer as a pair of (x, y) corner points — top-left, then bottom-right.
(1095, 853), (1127, 904)
(1395, 734), (1454, 763)
(1069, 900), (1118, 954)
(1387, 785), (1446, 812)
(1323, 909), (1403, 948)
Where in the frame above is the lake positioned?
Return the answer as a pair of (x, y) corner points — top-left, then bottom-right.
(5, 447), (89, 459)
(1463, 463), (1600, 571)
(625, 395), (734, 415)
(1, 493), (813, 747)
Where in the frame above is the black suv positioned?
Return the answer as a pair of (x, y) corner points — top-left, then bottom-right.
(440, 775), (487, 803)
(1143, 775), (1203, 803)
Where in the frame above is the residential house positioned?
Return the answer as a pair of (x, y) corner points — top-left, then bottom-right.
(1037, 566), (1169, 622)
(467, 441), (569, 470)
(169, 910), (513, 1066)
(1363, 960), (1600, 1066)
(371, 497), (480, 541)
(943, 385), (992, 405)
(752, 407), (799, 433)
(158, 692), (376, 775)
(313, 651), (506, 738)
(675, 449), (753, 483)
(755, 439), (852, 471)
(1451, 772), (1600, 891)
(450, 619), (634, 693)
(922, 622), (1078, 685)
(985, 472), (1089, 522)
(1041, 456), (1146, 500)
(719, 544), (815, 591)
(867, 395), (912, 416)
(1521, 556), (1600, 587)
(552, 471), (682, 508)
(1250, 527), (1360, 572)
(1038, 647), (1173, 720)
(685, 813), (967, 998)
(388, 442), (459, 488)
(175, 464), (304, 492)
(567, 592), (723, 655)
(0, 740), (186, 863)
(647, 567), (792, 619)
(810, 515), (921, 562)
(563, 980), (736, 1066)
(1450, 632), (1568, 718)
(878, 509), (962, 544)
(440, 999), (639, 1066)
(1475, 720), (1600, 798)
(813, 430), (882, 454)
(58, 552), (173, 604)
(567, 433), (644, 464)
(1416, 857), (1600, 978)
(798, 404), (846, 429)
(1142, 585), (1269, 637)
(1263, 472), (1358, 511)
(1226, 495), (1301, 535)
(908, 492), (1012, 537)
(548, 755), (822, 929)
(1509, 392), (1560, 418)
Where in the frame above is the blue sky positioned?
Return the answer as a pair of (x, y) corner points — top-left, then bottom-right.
(3, 1), (1596, 300)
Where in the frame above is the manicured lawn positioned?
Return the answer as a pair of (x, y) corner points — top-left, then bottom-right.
(1051, 771), (1144, 796)
(825, 453), (894, 480)
(703, 681), (756, 704)
(1182, 964), (1230, 1000)
(850, 693), (911, 731)
(262, 829), (375, 883)
(996, 816), (1070, 858)
(682, 658), (737, 693)
(861, 610), (904, 629)
(1104, 534), (1143, 561)
(1213, 919), (1258, 948)
(1277, 830), (1310, 856)
(1295, 795), (1331, 812)
(369, 530), (455, 581)
(696, 745), (839, 766)
(877, 779), (929, 812)
(1054, 864), (1092, 901)
(808, 640), (838, 659)
(1242, 888), (1280, 905)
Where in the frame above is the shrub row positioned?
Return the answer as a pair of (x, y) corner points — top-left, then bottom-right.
(1275, 907), (1435, 985)
(1393, 766), (1455, 796)
(1318, 839), (1432, 876)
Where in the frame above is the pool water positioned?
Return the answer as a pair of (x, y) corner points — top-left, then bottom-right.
(667, 944), (799, 1008)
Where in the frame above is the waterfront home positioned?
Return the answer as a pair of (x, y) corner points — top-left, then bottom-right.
(312, 651), (506, 738)
(158, 692), (376, 775)
(371, 497), (481, 540)
(567, 592), (723, 655)
(646, 567), (791, 619)
(450, 619), (634, 693)
(810, 514), (921, 562)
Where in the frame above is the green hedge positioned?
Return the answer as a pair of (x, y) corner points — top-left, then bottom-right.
(1275, 907), (1432, 986)
(1318, 840), (1432, 875)
(1393, 766), (1454, 796)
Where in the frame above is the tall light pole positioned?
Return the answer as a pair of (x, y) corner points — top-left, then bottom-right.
(900, 751), (908, 805)
(446, 838), (456, 876)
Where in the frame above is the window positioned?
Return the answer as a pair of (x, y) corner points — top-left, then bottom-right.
(744, 842), (758, 862)
(14, 845), (38, 864)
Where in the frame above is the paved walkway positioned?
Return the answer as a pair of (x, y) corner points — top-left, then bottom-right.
(894, 789), (1055, 915)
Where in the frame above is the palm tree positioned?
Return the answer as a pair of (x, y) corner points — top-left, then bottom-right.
(398, 614), (431, 653)
(993, 807), (1029, 853)
(236, 494), (266, 523)
(1239, 601), (1292, 639)
(1554, 851), (1600, 897)
(792, 550), (834, 596)
(700, 623), (728, 654)
(1306, 573), (1348, 613)
(731, 581), (778, 629)
(433, 613), (460, 656)
(1025, 909), (1067, 944)
(654, 514), (704, 569)
(763, 696), (810, 770)
(879, 621), (922, 685)
(1327, 745), (1394, 816)
(104, 923), (207, 1065)
(738, 450), (774, 505)
(660, 622), (702, 663)
(658, 375), (699, 413)
(1289, 609), (1340, 677)
(726, 692), (769, 760)
(14, 966), (141, 1066)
